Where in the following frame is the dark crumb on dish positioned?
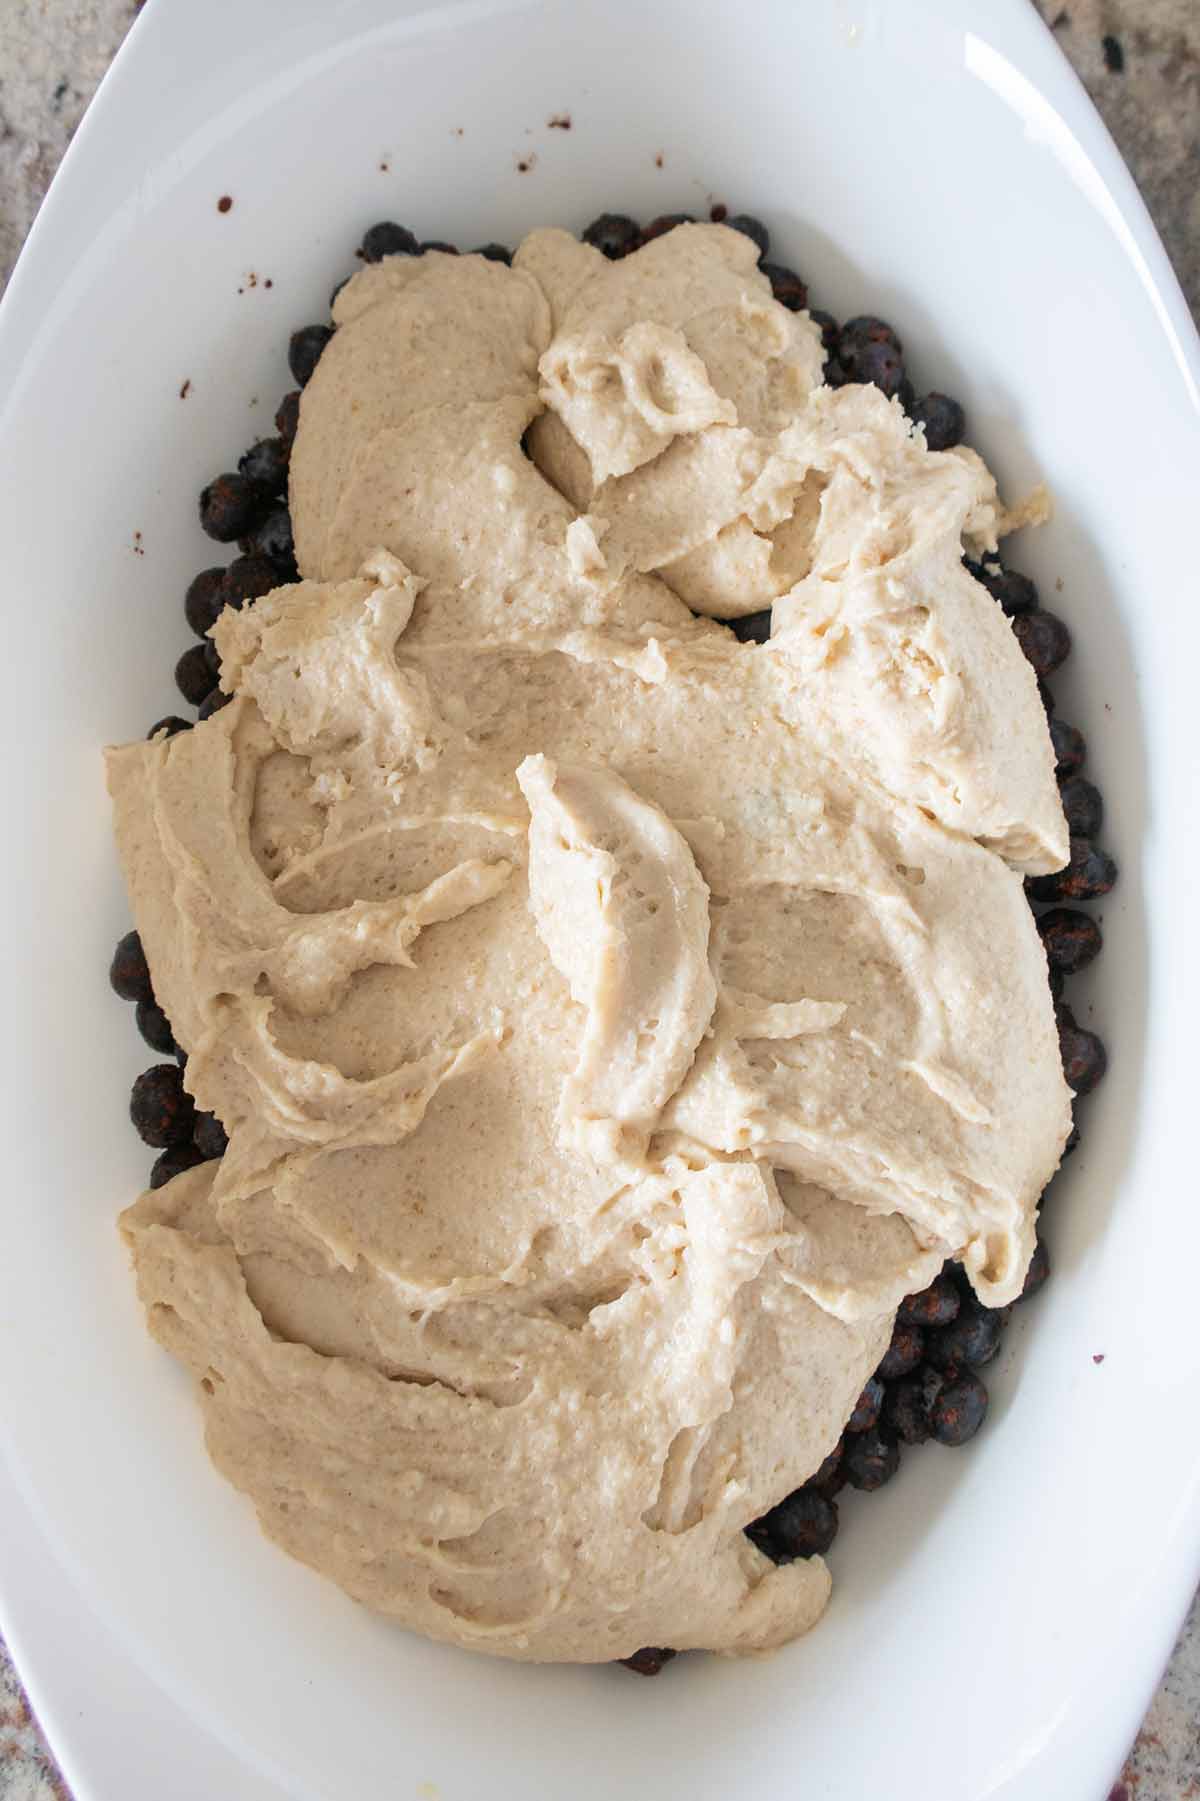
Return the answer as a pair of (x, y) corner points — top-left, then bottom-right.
(1102, 33), (1125, 72)
(179, 378), (191, 400)
(653, 151), (664, 168)
(516, 154), (537, 174)
(1093, 1353), (1106, 1364)
(132, 529), (144, 557)
(217, 194), (233, 213)
(548, 113), (572, 130)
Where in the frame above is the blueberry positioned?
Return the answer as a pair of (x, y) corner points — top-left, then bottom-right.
(146, 716), (192, 741)
(842, 1427), (901, 1491)
(1049, 716), (1087, 778)
(760, 261), (808, 311)
(967, 559), (1039, 617)
(809, 1437), (845, 1499)
(876, 1320), (925, 1381)
(927, 1301), (1003, 1372)
(130, 1063), (195, 1149)
(1056, 1005), (1108, 1093)
(884, 1370), (937, 1445)
(197, 686), (231, 721)
(1026, 836), (1117, 903)
(149, 1142), (206, 1189)
(175, 643), (218, 707)
(725, 213), (770, 259)
(136, 998), (177, 1056)
(110, 930), (153, 1004)
(1012, 609), (1071, 677)
(581, 213), (642, 259)
(1059, 775), (1103, 838)
(843, 335), (907, 399)
(288, 324), (333, 387)
(1038, 907), (1103, 975)
(221, 553), (280, 609)
(185, 567), (228, 637)
(898, 1272), (960, 1328)
(911, 392), (966, 451)
(237, 436), (289, 493)
(1018, 1234), (1051, 1301)
(930, 1373), (989, 1446)
(245, 506), (294, 568)
(845, 1376), (885, 1434)
(419, 239), (458, 254)
(360, 220), (419, 262)
(199, 472), (264, 543)
(193, 1111), (229, 1160)
(473, 242), (513, 264)
(808, 307), (839, 355)
(730, 610), (772, 644)
(839, 314), (902, 360)
(275, 390), (302, 444)
(619, 1646), (677, 1676)
(745, 1486), (838, 1562)
(640, 212), (695, 244)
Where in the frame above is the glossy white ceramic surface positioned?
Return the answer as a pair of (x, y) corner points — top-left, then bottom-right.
(1, 1), (1197, 1797)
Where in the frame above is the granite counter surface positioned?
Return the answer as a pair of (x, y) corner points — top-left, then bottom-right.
(0, 1), (1196, 1796)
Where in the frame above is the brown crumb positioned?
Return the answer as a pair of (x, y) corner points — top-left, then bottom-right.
(710, 201), (727, 222)
(379, 159), (390, 172)
(452, 126), (464, 138)
(1093, 1353), (1106, 1364)
(132, 529), (144, 557)
(179, 378), (191, 400)
(547, 112), (571, 130)
(653, 151), (664, 168)
(217, 194), (233, 213)
(264, 277), (273, 289)
(516, 152), (537, 173)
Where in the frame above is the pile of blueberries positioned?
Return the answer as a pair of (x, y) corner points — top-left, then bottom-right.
(102, 207), (1115, 1652)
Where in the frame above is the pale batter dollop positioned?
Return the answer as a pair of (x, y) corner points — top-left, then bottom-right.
(108, 225), (1071, 1664)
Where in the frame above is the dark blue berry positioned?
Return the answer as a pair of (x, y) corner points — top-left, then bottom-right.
(930, 1373), (989, 1446)
(1012, 609), (1071, 677)
(288, 324), (333, 387)
(761, 262), (807, 311)
(175, 643), (218, 706)
(1037, 907), (1102, 975)
(641, 213), (695, 244)
(185, 567), (227, 637)
(845, 1376), (885, 1434)
(197, 687), (232, 721)
(1059, 775), (1103, 837)
(199, 472), (263, 543)
(927, 1302), (1003, 1372)
(275, 390), (301, 444)
(1050, 717), (1087, 778)
(842, 1427), (901, 1491)
(221, 553), (279, 609)
(136, 998), (176, 1056)
(969, 559), (1039, 617)
(1026, 837), (1117, 903)
(730, 610), (771, 644)
(1056, 1005), (1108, 1093)
(237, 436), (289, 493)
(746, 1486), (839, 1561)
(110, 930), (152, 1004)
(725, 214), (769, 259)
(130, 1064), (194, 1149)
(146, 716), (192, 741)
(149, 1142), (205, 1189)
(193, 1111), (229, 1160)
(582, 214), (641, 259)
(360, 220), (419, 262)
(911, 392), (965, 451)
(419, 239), (458, 254)
(473, 242), (512, 264)
(245, 506), (294, 568)
(808, 308), (839, 355)
(898, 1273), (960, 1328)
(619, 1647), (677, 1676)
(876, 1320), (925, 1381)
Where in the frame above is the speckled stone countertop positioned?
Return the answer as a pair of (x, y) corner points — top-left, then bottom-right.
(1, 1), (1197, 1797)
